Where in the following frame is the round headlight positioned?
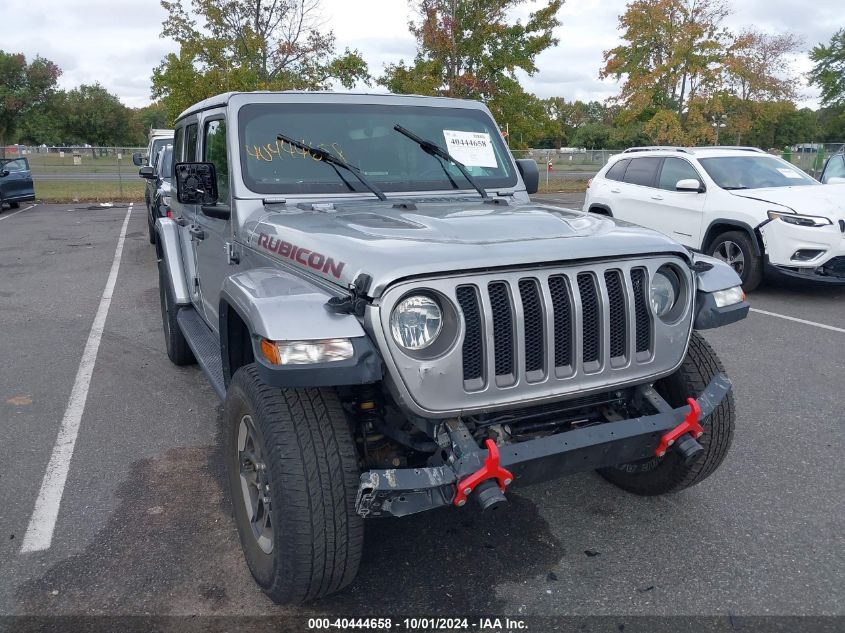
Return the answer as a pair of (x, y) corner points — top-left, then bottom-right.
(390, 295), (443, 350)
(650, 270), (678, 318)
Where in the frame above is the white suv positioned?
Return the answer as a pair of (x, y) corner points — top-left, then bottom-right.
(583, 146), (845, 290)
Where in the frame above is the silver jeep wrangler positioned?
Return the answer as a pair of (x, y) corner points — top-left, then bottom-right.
(155, 91), (749, 604)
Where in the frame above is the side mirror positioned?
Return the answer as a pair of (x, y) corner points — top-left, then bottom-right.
(138, 166), (156, 179)
(132, 151), (144, 167)
(676, 178), (703, 193)
(175, 162), (219, 206)
(0, 170), (9, 178)
(827, 176), (845, 184)
(515, 158), (539, 195)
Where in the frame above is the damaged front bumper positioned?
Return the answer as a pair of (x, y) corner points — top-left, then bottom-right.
(355, 374), (732, 518)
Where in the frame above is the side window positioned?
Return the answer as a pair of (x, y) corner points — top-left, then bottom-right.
(623, 157), (662, 187)
(203, 119), (229, 202)
(173, 126), (185, 162)
(605, 158), (630, 181)
(3, 158), (29, 172)
(185, 123), (199, 162)
(658, 158), (701, 191)
(823, 155), (845, 182)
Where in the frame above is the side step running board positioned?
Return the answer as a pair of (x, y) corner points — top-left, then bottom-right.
(177, 307), (226, 400)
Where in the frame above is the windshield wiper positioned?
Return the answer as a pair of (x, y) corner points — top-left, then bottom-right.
(393, 124), (489, 199)
(276, 132), (387, 201)
(722, 186), (749, 190)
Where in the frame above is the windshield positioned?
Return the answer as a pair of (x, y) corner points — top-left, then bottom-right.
(698, 155), (818, 190)
(238, 103), (517, 195)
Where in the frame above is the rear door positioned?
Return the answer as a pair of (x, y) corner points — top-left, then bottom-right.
(645, 157), (707, 247)
(0, 158), (35, 201)
(615, 157), (663, 228)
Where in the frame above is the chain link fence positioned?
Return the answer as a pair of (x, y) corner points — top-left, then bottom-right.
(510, 148), (621, 190)
(2, 145), (147, 201)
(777, 143), (844, 178)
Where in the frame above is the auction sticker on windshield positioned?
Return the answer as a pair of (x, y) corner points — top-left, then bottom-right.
(443, 130), (498, 168)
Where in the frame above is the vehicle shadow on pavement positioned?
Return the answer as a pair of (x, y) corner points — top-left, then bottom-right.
(14, 429), (564, 615)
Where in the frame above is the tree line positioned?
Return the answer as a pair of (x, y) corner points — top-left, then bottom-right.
(2, 0), (844, 150)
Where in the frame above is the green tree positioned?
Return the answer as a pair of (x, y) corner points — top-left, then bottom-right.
(809, 29), (845, 108)
(0, 51), (61, 146)
(62, 84), (135, 146)
(152, 0), (370, 120)
(380, 0), (563, 102)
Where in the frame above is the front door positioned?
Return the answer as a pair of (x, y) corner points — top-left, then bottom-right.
(193, 117), (232, 332)
(645, 157), (707, 247)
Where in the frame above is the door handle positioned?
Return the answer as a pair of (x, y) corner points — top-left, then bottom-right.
(189, 225), (205, 240)
(610, 188), (621, 193)
(651, 194), (664, 200)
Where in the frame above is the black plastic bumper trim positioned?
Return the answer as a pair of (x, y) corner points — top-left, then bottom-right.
(355, 373), (732, 518)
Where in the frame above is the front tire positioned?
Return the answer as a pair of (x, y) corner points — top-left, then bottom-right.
(148, 213), (156, 245)
(708, 230), (763, 292)
(224, 367), (364, 604)
(157, 257), (195, 365)
(599, 332), (735, 495)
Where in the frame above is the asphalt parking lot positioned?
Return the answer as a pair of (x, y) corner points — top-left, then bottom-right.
(1, 200), (843, 622)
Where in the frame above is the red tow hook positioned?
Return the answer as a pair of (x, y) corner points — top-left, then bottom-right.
(655, 397), (703, 457)
(453, 439), (514, 507)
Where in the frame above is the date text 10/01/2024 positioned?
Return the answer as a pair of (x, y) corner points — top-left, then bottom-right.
(307, 618), (528, 630)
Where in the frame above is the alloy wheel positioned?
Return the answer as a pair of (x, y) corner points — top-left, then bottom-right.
(237, 415), (274, 554)
(714, 240), (745, 277)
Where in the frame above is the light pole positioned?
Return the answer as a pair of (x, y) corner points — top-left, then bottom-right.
(711, 115), (727, 145)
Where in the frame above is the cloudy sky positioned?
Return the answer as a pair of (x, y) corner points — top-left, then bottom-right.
(3, 0), (840, 109)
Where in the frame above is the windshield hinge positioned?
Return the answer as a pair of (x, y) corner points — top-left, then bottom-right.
(326, 273), (372, 317)
(297, 202), (336, 212)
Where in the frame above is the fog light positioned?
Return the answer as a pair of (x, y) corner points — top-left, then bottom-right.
(260, 338), (354, 365)
(712, 286), (744, 308)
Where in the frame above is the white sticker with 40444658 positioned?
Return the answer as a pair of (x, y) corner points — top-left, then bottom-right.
(443, 130), (498, 168)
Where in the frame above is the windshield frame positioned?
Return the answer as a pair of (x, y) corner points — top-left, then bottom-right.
(237, 102), (518, 197)
(698, 154), (819, 190)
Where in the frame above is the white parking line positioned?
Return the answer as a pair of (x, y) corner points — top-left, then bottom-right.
(0, 203), (38, 221)
(20, 203), (134, 553)
(750, 308), (845, 334)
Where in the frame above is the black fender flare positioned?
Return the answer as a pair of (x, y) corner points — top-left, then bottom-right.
(701, 219), (763, 257)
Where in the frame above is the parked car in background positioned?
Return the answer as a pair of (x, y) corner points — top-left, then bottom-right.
(139, 144), (173, 244)
(584, 146), (845, 290)
(134, 129), (173, 212)
(820, 149), (845, 184)
(0, 157), (35, 211)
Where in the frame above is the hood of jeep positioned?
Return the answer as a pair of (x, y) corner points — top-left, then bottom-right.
(245, 199), (689, 296)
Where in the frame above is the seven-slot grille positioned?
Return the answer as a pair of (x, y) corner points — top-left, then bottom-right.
(456, 267), (653, 388)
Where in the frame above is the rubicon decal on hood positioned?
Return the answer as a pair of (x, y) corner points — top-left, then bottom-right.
(257, 233), (346, 279)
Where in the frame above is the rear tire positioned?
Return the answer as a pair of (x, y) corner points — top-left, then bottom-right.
(157, 257), (195, 365)
(148, 214), (156, 244)
(599, 332), (735, 495)
(707, 230), (762, 292)
(224, 367), (364, 604)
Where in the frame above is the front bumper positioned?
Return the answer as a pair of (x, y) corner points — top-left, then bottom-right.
(356, 373), (732, 518)
(760, 218), (845, 283)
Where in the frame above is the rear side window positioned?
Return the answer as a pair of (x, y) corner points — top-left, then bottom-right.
(623, 157), (661, 187)
(658, 158), (701, 191)
(185, 124), (199, 162)
(605, 158), (629, 181)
